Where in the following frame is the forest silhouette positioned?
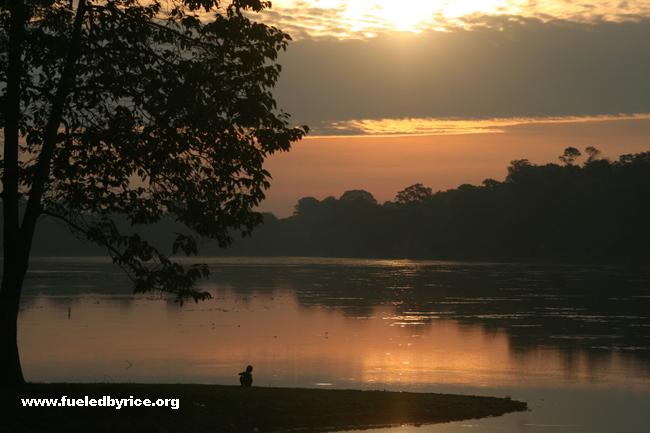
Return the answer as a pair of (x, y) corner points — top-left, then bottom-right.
(24, 147), (650, 263)
(221, 147), (650, 262)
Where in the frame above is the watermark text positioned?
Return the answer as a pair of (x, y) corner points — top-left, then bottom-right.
(21, 395), (180, 410)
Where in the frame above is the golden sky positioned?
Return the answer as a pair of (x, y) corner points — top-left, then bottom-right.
(246, 1), (650, 215)
(262, 117), (650, 216)
(257, 0), (650, 38)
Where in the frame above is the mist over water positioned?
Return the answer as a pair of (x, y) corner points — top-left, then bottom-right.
(18, 257), (650, 432)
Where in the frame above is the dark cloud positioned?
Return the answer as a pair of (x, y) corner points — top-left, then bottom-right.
(274, 17), (650, 130)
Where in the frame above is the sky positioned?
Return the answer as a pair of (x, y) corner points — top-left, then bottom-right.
(248, 1), (650, 216)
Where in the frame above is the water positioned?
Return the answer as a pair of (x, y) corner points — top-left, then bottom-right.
(18, 257), (650, 432)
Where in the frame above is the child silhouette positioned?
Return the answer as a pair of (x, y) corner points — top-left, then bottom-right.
(239, 365), (253, 387)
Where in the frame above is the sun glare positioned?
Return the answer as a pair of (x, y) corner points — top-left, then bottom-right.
(373, 1), (438, 32)
(255, 1), (650, 38)
(275, 0), (511, 34)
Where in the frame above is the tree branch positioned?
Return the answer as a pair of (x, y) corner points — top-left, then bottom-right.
(41, 209), (211, 302)
(2, 0), (27, 281)
(21, 0), (88, 247)
(40, 209), (139, 286)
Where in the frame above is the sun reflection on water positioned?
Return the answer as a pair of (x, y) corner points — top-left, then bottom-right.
(19, 290), (650, 390)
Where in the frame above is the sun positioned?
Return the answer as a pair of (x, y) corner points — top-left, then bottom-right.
(279, 1), (512, 35)
(373, 0), (511, 31)
(374, 1), (437, 31)
(338, 0), (441, 33)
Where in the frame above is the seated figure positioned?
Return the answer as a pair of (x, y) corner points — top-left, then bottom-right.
(239, 365), (253, 387)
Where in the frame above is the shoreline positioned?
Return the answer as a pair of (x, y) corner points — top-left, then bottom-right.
(8, 383), (528, 433)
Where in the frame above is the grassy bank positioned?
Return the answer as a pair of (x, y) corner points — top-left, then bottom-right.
(7, 383), (527, 433)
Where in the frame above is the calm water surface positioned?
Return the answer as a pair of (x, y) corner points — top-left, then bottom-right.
(18, 257), (650, 432)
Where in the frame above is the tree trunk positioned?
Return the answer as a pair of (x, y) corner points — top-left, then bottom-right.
(1, 0), (27, 388)
(0, 261), (26, 387)
(1, 0), (86, 388)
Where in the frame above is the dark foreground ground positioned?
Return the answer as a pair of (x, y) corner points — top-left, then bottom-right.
(5, 383), (527, 433)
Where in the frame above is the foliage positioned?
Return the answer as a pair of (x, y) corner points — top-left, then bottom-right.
(220, 148), (650, 262)
(1, 0), (307, 301)
(339, 190), (378, 204)
(558, 146), (582, 165)
(395, 183), (432, 205)
(294, 197), (320, 216)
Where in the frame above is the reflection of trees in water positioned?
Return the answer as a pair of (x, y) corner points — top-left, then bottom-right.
(208, 262), (650, 366)
(21, 294), (138, 314)
(20, 259), (650, 375)
(22, 259), (132, 296)
(20, 260), (143, 314)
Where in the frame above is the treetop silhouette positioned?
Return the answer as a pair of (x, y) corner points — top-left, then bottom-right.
(219, 147), (650, 262)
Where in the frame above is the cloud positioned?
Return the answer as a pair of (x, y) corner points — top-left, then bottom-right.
(274, 17), (650, 129)
(252, 1), (650, 39)
(309, 114), (650, 136)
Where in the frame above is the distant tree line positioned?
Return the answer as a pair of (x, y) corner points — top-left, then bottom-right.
(221, 148), (650, 262)
(11, 148), (650, 263)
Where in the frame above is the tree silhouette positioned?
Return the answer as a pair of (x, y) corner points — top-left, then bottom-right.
(213, 149), (650, 262)
(585, 146), (602, 163)
(294, 197), (320, 216)
(559, 147), (582, 165)
(395, 183), (433, 205)
(0, 0), (306, 385)
(339, 190), (378, 205)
